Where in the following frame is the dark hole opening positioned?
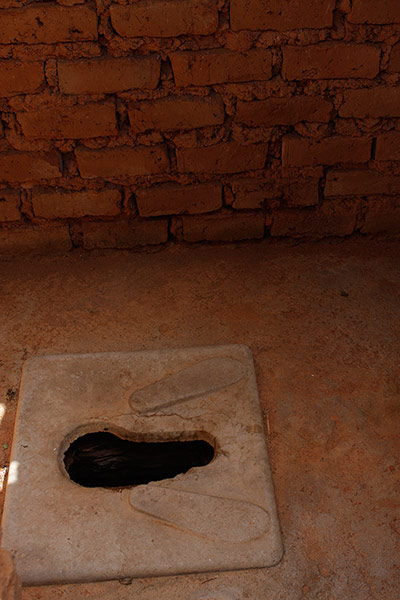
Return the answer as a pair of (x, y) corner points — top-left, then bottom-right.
(63, 432), (215, 489)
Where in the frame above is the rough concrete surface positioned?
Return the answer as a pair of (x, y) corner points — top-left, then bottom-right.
(0, 238), (399, 599)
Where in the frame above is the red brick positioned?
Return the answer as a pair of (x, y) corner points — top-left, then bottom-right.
(110, 0), (218, 37)
(129, 95), (224, 133)
(230, 0), (335, 31)
(170, 49), (272, 87)
(388, 43), (400, 73)
(82, 219), (168, 249)
(0, 189), (21, 222)
(348, 0), (400, 24)
(282, 43), (380, 80)
(375, 132), (400, 162)
(0, 224), (71, 255)
(75, 146), (169, 179)
(182, 213), (265, 242)
(0, 152), (62, 182)
(32, 188), (121, 219)
(0, 4), (97, 44)
(282, 136), (372, 167)
(136, 183), (222, 216)
(282, 179), (320, 207)
(0, 61), (44, 97)
(325, 170), (400, 197)
(230, 177), (319, 208)
(271, 201), (358, 237)
(231, 179), (274, 209)
(17, 103), (117, 140)
(361, 198), (400, 234)
(177, 142), (267, 174)
(236, 96), (333, 126)
(340, 88), (400, 118)
(58, 57), (160, 94)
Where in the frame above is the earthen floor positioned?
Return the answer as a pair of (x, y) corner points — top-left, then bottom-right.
(0, 238), (399, 599)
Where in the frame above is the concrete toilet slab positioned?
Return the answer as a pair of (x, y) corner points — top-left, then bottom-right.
(1, 345), (283, 585)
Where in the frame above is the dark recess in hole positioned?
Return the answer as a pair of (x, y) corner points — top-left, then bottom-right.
(64, 431), (215, 489)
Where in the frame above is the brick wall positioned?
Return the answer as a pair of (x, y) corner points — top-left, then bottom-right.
(0, 0), (400, 252)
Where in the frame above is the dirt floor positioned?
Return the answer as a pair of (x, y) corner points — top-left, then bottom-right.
(0, 238), (399, 599)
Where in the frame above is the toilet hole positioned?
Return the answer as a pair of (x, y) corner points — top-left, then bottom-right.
(63, 431), (215, 489)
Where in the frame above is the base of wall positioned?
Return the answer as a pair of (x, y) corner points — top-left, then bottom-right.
(1, 201), (399, 255)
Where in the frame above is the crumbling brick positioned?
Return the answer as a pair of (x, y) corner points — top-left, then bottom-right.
(0, 225), (71, 254)
(230, 179), (275, 209)
(230, 0), (335, 31)
(361, 198), (400, 234)
(182, 212), (265, 242)
(32, 188), (122, 219)
(271, 201), (359, 237)
(0, 0), (398, 245)
(75, 146), (169, 179)
(325, 171), (400, 197)
(0, 4), (98, 44)
(282, 136), (372, 167)
(282, 43), (380, 80)
(236, 96), (333, 126)
(82, 219), (168, 249)
(58, 57), (160, 94)
(170, 49), (273, 87)
(0, 189), (21, 222)
(340, 88), (400, 118)
(230, 178), (319, 208)
(283, 179), (320, 207)
(129, 95), (224, 132)
(177, 142), (267, 174)
(348, 0), (400, 24)
(388, 43), (400, 73)
(375, 132), (400, 162)
(0, 61), (44, 97)
(17, 103), (117, 140)
(0, 152), (62, 182)
(136, 183), (222, 216)
(110, 0), (218, 38)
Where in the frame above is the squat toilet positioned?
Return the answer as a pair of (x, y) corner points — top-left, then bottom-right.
(1, 344), (283, 585)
